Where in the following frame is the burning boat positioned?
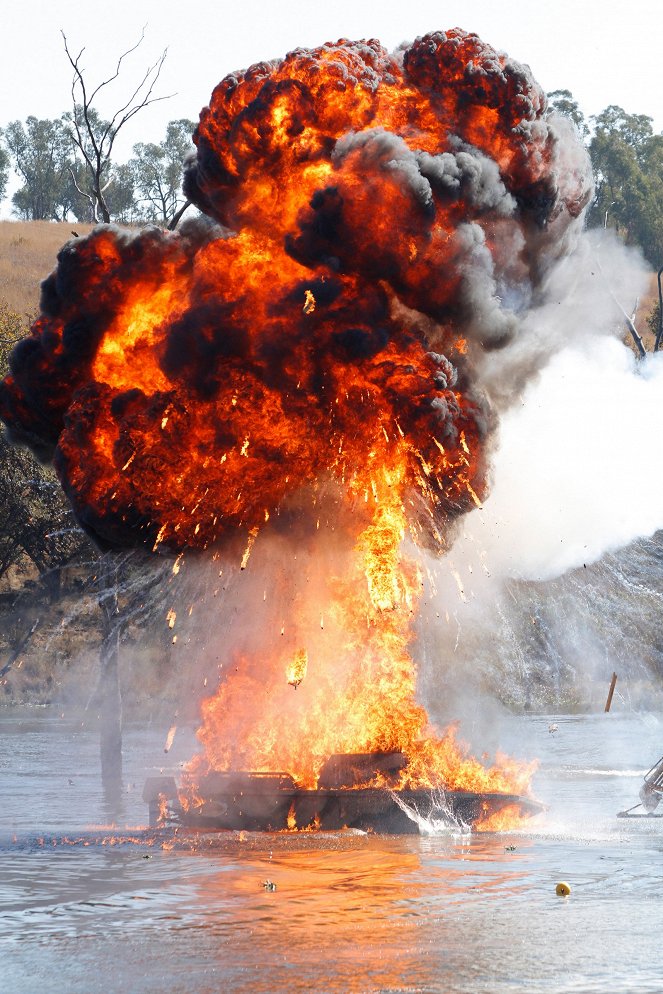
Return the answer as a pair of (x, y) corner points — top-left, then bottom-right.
(144, 751), (543, 833)
(0, 30), (589, 821)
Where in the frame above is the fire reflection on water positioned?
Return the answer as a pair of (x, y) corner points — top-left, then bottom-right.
(3, 714), (663, 993)
(1, 829), (532, 973)
(139, 834), (533, 993)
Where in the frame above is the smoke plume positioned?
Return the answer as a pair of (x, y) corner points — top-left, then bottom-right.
(0, 30), (592, 555)
(6, 28), (643, 794)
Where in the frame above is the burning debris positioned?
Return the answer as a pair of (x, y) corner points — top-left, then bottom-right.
(0, 29), (594, 824)
(287, 649), (308, 689)
(144, 752), (543, 833)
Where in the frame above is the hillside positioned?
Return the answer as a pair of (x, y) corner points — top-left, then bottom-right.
(0, 221), (188, 715)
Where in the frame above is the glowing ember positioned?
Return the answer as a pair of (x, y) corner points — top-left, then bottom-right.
(164, 724), (177, 753)
(287, 649), (308, 689)
(0, 29), (592, 820)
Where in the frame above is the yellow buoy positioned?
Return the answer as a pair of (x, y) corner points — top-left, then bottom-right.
(556, 881), (571, 896)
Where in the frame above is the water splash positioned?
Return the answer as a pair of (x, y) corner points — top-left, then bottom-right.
(388, 788), (470, 835)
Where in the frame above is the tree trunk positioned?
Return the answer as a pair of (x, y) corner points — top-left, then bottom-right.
(168, 199), (192, 230)
(98, 555), (123, 785)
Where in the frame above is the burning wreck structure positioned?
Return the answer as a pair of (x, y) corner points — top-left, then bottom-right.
(0, 29), (593, 831)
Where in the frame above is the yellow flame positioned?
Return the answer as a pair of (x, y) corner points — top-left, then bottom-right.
(287, 649), (308, 689)
(240, 527), (259, 570)
(303, 289), (316, 314)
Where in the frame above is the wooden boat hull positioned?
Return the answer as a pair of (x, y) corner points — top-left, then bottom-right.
(144, 773), (543, 833)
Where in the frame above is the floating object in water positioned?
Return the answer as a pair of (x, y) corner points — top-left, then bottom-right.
(263, 880), (277, 891)
(548, 723), (558, 735)
(556, 881), (571, 896)
(143, 753), (544, 834)
(618, 753), (663, 817)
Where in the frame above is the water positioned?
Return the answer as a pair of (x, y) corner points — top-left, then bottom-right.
(1, 708), (663, 994)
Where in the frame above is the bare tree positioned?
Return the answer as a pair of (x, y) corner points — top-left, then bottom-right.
(61, 28), (172, 223)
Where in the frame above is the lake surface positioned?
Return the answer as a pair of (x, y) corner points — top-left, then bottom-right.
(1, 707), (662, 993)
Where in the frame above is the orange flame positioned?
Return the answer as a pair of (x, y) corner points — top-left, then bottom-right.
(187, 450), (536, 798)
(287, 650), (308, 689)
(473, 803), (534, 833)
(156, 793), (169, 825)
(0, 30), (578, 811)
(164, 724), (177, 753)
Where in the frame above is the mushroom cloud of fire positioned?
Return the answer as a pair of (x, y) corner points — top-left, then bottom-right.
(0, 29), (592, 555)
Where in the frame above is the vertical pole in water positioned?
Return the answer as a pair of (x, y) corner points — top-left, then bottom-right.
(604, 672), (618, 712)
(98, 554), (123, 790)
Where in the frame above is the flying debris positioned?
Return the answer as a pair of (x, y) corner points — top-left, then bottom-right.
(0, 29), (593, 812)
(287, 649), (308, 689)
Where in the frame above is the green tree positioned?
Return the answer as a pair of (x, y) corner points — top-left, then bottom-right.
(547, 89), (589, 137)
(587, 105), (663, 266)
(5, 116), (74, 220)
(547, 93), (663, 267)
(647, 297), (661, 349)
(130, 118), (195, 225)
(104, 162), (137, 224)
(592, 105), (654, 153)
(0, 129), (9, 202)
(59, 153), (136, 224)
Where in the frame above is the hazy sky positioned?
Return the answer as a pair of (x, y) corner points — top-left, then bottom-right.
(1, 0), (661, 171)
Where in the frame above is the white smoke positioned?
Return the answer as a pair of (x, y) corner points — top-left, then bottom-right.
(465, 227), (658, 583)
(417, 226), (662, 722)
(468, 339), (663, 582)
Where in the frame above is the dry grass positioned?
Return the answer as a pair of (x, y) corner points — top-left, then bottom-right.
(0, 220), (94, 319)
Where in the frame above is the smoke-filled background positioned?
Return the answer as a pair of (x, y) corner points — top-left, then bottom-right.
(0, 29), (661, 770)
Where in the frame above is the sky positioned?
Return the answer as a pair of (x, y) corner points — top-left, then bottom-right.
(1, 0), (661, 210)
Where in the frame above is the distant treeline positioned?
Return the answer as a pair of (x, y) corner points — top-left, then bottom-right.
(0, 113), (196, 228)
(0, 92), (661, 268)
(547, 91), (662, 268)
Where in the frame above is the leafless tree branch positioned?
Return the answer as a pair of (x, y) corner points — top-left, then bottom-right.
(61, 28), (174, 224)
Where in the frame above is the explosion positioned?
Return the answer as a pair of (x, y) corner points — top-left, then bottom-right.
(0, 29), (592, 811)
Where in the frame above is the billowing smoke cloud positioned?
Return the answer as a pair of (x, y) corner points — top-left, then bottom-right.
(451, 232), (658, 582)
(0, 29), (592, 554)
(412, 231), (662, 719)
